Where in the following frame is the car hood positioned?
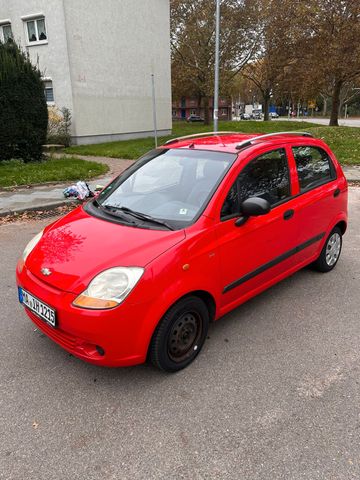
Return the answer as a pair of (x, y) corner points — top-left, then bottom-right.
(26, 206), (185, 294)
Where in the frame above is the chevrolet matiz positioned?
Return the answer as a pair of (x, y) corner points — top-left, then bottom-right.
(16, 132), (348, 372)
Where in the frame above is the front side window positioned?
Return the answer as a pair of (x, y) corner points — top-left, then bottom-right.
(95, 149), (236, 229)
(26, 18), (47, 43)
(1, 24), (13, 42)
(221, 148), (290, 219)
(292, 146), (335, 191)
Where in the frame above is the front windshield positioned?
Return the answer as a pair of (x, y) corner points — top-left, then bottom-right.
(96, 148), (236, 228)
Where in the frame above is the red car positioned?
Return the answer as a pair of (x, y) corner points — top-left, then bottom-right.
(16, 131), (348, 372)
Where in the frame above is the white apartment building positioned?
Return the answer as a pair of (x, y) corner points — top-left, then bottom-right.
(0, 0), (172, 144)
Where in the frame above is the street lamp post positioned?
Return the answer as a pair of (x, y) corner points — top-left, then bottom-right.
(213, 0), (220, 132)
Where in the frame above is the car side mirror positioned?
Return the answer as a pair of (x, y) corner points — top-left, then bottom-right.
(235, 197), (271, 226)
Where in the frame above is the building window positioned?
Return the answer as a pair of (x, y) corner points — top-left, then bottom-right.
(43, 80), (54, 103)
(1, 24), (13, 42)
(172, 109), (177, 117)
(221, 108), (227, 115)
(26, 17), (47, 43)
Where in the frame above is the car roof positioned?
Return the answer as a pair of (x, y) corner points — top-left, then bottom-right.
(163, 131), (320, 154)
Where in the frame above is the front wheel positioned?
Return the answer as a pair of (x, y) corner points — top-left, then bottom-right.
(312, 227), (342, 272)
(149, 296), (209, 372)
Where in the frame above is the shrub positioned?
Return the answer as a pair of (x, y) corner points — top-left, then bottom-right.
(0, 41), (48, 162)
(47, 106), (72, 146)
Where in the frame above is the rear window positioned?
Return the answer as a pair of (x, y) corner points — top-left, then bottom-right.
(292, 146), (335, 191)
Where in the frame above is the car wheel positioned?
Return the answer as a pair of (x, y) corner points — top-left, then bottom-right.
(312, 227), (342, 272)
(149, 296), (209, 372)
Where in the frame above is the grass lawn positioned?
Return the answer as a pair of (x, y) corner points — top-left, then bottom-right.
(308, 126), (360, 166)
(64, 120), (360, 165)
(0, 156), (108, 188)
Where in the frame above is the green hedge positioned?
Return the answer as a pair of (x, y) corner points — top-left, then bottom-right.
(0, 41), (48, 162)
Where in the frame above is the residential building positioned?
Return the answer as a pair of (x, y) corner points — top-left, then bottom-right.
(0, 0), (172, 144)
(172, 97), (232, 121)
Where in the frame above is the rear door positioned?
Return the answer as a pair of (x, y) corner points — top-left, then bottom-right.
(288, 144), (340, 262)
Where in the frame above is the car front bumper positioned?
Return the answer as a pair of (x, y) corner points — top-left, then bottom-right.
(16, 262), (154, 367)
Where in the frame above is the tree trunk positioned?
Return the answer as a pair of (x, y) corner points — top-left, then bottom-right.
(322, 97), (328, 116)
(329, 81), (342, 126)
(338, 99), (344, 118)
(203, 96), (210, 125)
(263, 93), (270, 121)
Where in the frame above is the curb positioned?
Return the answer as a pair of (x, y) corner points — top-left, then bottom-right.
(0, 199), (78, 218)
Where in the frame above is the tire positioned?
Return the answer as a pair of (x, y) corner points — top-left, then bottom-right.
(149, 296), (209, 372)
(312, 227), (342, 272)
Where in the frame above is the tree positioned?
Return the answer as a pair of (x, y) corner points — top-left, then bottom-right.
(237, 0), (360, 124)
(337, 80), (360, 118)
(242, 0), (312, 120)
(297, 0), (360, 126)
(171, 0), (261, 124)
(0, 41), (48, 161)
(243, 58), (276, 121)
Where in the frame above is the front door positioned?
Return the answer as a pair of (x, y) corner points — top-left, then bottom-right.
(215, 147), (300, 312)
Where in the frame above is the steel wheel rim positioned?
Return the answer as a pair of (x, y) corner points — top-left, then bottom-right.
(325, 232), (341, 266)
(167, 311), (203, 362)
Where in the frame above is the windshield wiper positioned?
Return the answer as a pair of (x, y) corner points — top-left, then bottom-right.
(114, 206), (174, 230)
(94, 201), (137, 225)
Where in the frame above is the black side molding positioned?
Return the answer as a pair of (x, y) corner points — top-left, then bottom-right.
(223, 232), (325, 294)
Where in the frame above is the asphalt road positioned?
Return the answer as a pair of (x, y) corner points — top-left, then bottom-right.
(1, 188), (359, 480)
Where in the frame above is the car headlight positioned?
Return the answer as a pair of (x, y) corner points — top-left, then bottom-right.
(73, 267), (144, 309)
(22, 230), (43, 262)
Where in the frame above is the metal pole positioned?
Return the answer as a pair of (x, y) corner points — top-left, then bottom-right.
(151, 74), (158, 148)
(213, 0), (220, 131)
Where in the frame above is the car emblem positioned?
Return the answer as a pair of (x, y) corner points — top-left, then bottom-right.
(41, 268), (52, 276)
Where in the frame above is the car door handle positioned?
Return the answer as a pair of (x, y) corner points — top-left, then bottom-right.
(283, 209), (294, 220)
(333, 188), (340, 198)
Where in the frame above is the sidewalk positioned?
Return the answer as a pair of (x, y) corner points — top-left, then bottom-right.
(0, 156), (359, 217)
(277, 117), (360, 128)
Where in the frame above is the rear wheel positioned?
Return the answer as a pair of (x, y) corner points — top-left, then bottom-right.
(312, 227), (342, 272)
(149, 296), (209, 372)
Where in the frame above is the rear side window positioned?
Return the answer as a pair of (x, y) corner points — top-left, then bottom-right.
(292, 146), (335, 192)
(221, 148), (290, 218)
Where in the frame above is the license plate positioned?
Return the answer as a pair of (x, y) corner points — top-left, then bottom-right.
(18, 287), (56, 327)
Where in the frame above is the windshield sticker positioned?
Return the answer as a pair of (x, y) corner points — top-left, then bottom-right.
(179, 208), (188, 215)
